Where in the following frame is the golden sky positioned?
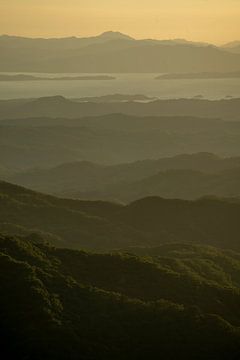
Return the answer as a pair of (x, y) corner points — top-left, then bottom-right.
(1, 0), (240, 44)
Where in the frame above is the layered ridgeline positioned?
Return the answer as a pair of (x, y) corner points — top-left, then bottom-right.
(7, 153), (240, 201)
(1, 32), (240, 72)
(1, 233), (240, 359)
(2, 31), (240, 360)
(1, 98), (240, 170)
(1, 96), (240, 120)
(1, 180), (240, 252)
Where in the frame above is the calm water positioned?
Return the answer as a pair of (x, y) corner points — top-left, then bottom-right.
(0, 73), (240, 100)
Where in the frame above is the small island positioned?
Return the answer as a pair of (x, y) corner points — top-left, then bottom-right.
(156, 71), (240, 80)
(0, 74), (115, 81)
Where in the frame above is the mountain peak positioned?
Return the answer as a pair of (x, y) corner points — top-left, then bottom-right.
(98, 31), (134, 41)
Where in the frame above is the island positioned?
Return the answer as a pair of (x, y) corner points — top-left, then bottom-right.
(156, 71), (240, 80)
(0, 74), (115, 81)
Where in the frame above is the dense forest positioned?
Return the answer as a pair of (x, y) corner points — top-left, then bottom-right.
(1, 233), (240, 359)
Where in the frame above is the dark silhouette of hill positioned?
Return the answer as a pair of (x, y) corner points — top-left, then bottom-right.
(8, 153), (240, 199)
(1, 181), (240, 252)
(1, 233), (240, 359)
(1, 96), (240, 120)
(119, 196), (240, 250)
(1, 33), (240, 72)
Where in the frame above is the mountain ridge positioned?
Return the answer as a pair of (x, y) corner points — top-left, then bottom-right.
(1, 32), (240, 72)
(0, 32), (212, 44)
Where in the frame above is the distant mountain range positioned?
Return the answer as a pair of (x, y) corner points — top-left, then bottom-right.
(1, 32), (240, 72)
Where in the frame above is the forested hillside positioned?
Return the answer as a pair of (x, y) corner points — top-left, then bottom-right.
(1, 233), (240, 359)
(1, 180), (240, 251)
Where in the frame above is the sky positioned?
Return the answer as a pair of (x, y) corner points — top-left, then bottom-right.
(0, 0), (240, 44)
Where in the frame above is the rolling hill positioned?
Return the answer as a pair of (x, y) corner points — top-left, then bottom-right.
(1, 109), (240, 169)
(7, 153), (240, 200)
(1, 181), (240, 252)
(63, 167), (240, 203)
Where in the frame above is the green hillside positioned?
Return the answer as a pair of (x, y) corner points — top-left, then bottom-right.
(1, 233), (240, 359)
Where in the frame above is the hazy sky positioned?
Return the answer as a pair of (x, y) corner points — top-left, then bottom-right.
(1, 0), (240, 44)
